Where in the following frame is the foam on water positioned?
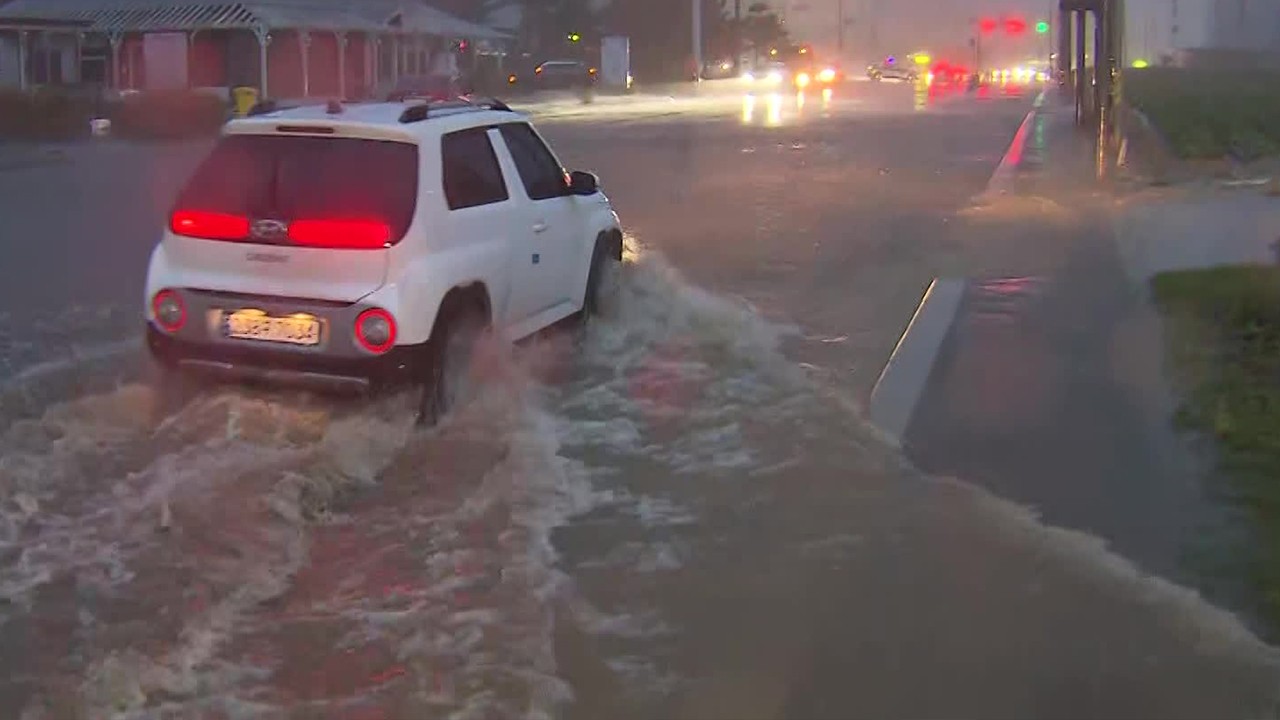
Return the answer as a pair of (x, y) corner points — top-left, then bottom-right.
(4, 239), (1280, 719)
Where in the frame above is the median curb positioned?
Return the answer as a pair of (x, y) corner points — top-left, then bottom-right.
(978, 89), (1046, 200)
(868, 279), (965, 445)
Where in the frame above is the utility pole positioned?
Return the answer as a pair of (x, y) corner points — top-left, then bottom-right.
(837, 0), (845, 52)
(693, 0), (702, 82)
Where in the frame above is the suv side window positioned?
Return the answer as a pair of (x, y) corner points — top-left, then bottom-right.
(499, 123), (568, 201)
(441, 128), (509, 210)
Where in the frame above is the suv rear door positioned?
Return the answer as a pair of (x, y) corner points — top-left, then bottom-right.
(163, 134), (418, 303)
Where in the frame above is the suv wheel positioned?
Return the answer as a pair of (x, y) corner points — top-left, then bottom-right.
(584, 233), (622, 318)
(418, 300), (487, 426)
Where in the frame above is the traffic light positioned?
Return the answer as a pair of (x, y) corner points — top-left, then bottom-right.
(978, 17), (998, 34)
(1035, 21), (1050, 34)
(567, 32), (581, 43)
(1004, 17), (1026, 34)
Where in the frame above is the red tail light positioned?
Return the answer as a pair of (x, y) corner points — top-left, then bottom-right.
(354, 308), (397, 354)
(288, 219), (392, 249)
(152, 289), (186, 332)
(170, 210), (250, 240)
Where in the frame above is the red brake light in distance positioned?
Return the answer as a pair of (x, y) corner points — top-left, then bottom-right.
(354, 308), (397, 354)
(288, 219), (392, 249)
(170, 210), (250, 240)
(152, 289), (186, 332)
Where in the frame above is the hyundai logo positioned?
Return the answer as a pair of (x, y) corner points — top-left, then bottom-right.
(251, 219), (289, 240)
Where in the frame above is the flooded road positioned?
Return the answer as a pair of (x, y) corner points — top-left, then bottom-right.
(2, 85), (1279, 718)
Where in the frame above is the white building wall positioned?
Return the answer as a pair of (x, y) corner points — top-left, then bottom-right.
(1211, 0), (1280, 50)
(1127, 0), (1214, 64)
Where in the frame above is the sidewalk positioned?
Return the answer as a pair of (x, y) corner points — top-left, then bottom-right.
(901, 88), (1269, 623)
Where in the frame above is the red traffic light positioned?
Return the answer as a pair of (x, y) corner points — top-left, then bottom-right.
(1004, 17), (1027, 34)
(978, 17), (999, 33)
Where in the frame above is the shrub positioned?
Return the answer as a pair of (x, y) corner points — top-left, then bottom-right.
(0, 88), (96, 140)
(108, 89), (229, 139)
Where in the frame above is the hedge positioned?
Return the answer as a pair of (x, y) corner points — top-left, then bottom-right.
(0, 88), (229, 141)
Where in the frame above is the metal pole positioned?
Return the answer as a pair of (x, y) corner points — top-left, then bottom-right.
(1095, 5), (1108, 176)
(692, 0), (702, 82)
(1058, 6), (1070, 79)
(837, 0), (845, 52)
(1074, 9), (1086, 124)
(733, 0), (741, 67)
(1094, 8), (1104, 119)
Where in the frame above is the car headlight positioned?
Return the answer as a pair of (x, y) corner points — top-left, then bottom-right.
(767, 71), (783, 84)
(796, 72), (811, 88)
(818, 68), (836, 83)
(742, 72), (755, 83)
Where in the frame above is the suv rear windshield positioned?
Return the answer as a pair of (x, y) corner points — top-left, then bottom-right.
(174, 134), (419, 244)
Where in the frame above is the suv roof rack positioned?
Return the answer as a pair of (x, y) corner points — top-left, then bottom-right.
(398, 97), (514, 124)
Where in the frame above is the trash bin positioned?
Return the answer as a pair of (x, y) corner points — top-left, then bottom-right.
(232, 86), (259, 117)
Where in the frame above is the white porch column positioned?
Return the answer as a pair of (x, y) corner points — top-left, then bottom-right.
(17, 30), (28, 91)
(390, 34), (399, 86)
(298, 29), (311, 97)
(186, 30), (197, 88)
(108, 31), (122, 89)
(335, 31), (347, 99)
(252, 24), (271, 98)
(74, 32), (84, 84)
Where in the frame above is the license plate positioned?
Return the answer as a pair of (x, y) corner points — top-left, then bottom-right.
(223, 310), (321, 346)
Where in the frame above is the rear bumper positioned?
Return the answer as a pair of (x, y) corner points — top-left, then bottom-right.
(147, 324), (425, 393)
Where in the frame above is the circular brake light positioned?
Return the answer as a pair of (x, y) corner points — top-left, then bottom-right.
(355, 308), (396, 354)
(152, 289), (186, 333)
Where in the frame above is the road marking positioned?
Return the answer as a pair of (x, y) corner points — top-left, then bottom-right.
(868, 278), (965, 445)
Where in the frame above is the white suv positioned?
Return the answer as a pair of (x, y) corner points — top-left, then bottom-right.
(144, 98), (623, 422)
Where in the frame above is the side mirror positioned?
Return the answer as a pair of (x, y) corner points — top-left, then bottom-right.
(568, 170), (600, 196)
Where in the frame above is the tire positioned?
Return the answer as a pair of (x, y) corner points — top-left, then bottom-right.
(417, 299), (487, 427)
(583, 234), (621, 319)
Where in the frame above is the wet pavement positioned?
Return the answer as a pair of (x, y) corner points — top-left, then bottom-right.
(2, 81), (1279, 719)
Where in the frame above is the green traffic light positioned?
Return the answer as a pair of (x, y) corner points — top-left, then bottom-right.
(1035, 21), (1049, 33)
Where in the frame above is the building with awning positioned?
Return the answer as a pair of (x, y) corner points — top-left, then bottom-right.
(0, 0), (510, 99)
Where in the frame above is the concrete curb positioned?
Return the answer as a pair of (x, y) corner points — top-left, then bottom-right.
(868, 279), (965, 445)
(978, 89), (1047, 200)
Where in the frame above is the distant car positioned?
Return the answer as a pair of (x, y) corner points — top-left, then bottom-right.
(386, 73), (465, 102)
(531, 60), (596, 90)
(702, 58), (737, 79)
(144, 98), (624, 424)
(867, 60), (918, 82)
(792, 62), (845, 89)
(744, 61), (790, 86)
